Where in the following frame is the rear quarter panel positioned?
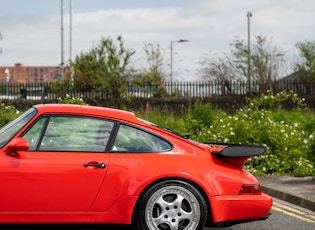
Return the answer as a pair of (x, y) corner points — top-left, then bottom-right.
(90, 137), (260, 212)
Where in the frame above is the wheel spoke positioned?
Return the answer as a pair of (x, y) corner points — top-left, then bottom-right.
(152, 213), (168, 226)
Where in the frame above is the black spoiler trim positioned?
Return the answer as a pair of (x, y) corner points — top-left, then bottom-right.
(210, 143), (266, 158)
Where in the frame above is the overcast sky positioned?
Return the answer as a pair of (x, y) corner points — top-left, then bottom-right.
(0, 0), (314, 81)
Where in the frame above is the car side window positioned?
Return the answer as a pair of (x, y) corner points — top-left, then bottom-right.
(23, 116), (114, 152)
(23, 117), (48, 151)
(112, 124), (172, 152)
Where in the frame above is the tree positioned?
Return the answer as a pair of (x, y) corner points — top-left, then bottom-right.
(295, 41), (315, 79)
(139, 43), (167, 96)
(142, 43), (166, 83)
(293, 41), (315, 94)
(200, 34), (285, 94)
(68, 35), (135, 98)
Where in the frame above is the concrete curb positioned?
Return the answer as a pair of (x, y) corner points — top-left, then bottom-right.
(261, 185), (315, 212)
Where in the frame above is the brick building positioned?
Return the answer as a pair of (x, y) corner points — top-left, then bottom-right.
(0, 63), (66, 83)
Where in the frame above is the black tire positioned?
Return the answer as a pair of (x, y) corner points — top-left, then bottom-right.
(133, 180), (207, 230)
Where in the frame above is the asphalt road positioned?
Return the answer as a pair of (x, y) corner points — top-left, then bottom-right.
(1, 198), (314, 230)
(204, 198), (315, 230)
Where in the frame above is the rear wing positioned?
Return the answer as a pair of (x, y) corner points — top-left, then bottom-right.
(210, 144), (266, 158)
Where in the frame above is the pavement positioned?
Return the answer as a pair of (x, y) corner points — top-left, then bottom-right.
(258, 175), (315, 212)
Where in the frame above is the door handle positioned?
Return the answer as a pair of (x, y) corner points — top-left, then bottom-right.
(83, 163), (106, 168)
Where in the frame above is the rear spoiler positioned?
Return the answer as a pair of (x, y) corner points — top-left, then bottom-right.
(210, 144), (266, 158)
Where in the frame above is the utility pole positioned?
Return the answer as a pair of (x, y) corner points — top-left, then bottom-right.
(247, 11), (252, 94)
(60, 0), (65, 80)
(70, 0), (74, 85)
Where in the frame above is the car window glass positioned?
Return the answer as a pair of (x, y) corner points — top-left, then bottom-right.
(23, 117), (47, 150)
(112, 124), (172, 152)
(0, 108), (36, 148)
(25, 116), (114, 152)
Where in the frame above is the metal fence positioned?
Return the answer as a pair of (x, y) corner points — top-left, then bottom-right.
(1, 80), (315, 100)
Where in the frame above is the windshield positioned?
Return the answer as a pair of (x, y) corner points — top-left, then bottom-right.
(0, 108), (37, 148)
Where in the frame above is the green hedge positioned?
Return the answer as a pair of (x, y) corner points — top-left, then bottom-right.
(1, 92), (315, 176)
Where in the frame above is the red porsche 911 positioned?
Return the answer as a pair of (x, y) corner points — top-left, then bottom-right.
(0, 104), (272, 229)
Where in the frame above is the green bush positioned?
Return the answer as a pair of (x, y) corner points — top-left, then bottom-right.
(57, 94), (88, 105)
(142, 91), (315, 177)
(186, 100), (215, 136)
(0, 103), (21, 128)
(1, 91), (315, 177)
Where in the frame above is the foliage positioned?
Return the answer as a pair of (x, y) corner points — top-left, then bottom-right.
(130, 43), (168, 97)
(139, 100), (216, 138)
(200, 34), (286, 94)
(294, 41), (315, 89)
(141, 43), (166, 83)
(0, 103), (21, 128)
(58, 35), (135, 99)
(141, 43), (167, 97)
(140, 106), (185, 133)
(186, 100), (215, 135)
(57, 94), (88, 105)
(1, 90), (315, 177)
(141, 91), (315, 177)
(245, 90), (307, 110)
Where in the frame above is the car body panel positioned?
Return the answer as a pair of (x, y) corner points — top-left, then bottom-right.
(0, 149), (109, 212)
(210, 193), (272, 222)
(0, 104), (272, 226)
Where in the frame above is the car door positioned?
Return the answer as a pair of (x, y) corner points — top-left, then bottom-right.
(0, 115), (113, 212)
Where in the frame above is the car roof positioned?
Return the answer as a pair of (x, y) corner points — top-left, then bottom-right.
(33, 104), (139, 123)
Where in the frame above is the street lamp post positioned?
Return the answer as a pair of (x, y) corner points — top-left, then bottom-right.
(170, 39), (189, 82)
(247, 11), (252, 94)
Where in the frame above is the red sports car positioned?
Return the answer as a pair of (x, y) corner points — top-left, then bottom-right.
(0, 104), (272, 229)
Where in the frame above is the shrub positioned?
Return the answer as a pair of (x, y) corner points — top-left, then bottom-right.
(187, 100), (215, 136)
(193, 91), (315, 176)
(0, 103), (21, 128)
(1, 91), (315, 176)
(57, 94), (88, 105)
